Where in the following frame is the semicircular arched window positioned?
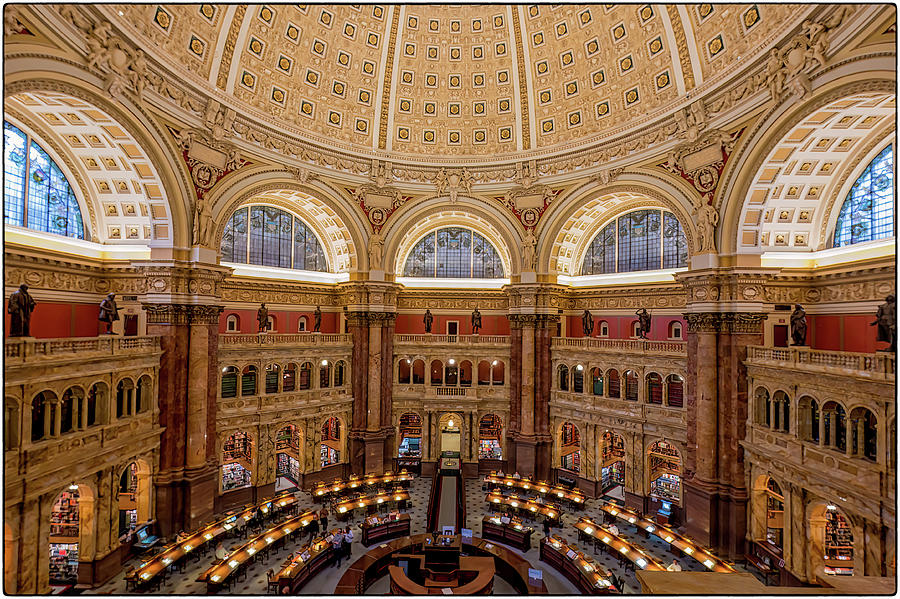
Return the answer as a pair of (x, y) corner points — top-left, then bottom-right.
(833, 144), (894, 248)
(4, 121), (85, 239)
(220, 205), (328, 271)
(581, 209), (687, 275)
(403, 227), (505, 278)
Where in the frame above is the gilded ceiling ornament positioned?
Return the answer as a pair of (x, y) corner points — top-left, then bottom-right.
(82, 21), (148, 100)
(432, 167), (473, 203)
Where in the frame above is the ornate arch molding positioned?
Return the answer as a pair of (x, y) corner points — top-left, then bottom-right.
(208, 171), (366, 275)
(718, 74), (896, 255)
(384, 197), (522, 277)
(539, 177), (697, 277)
(3, 106), (100, 242)
(4, 67), (193, 248)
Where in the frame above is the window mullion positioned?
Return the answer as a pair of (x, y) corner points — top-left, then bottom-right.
(23, 136), (31, 227)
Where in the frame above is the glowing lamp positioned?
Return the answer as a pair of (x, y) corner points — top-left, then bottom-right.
(448, 359), (455, 365)
(646, 525), (655, 532)
(183, 545), (192, 552)
(704, 559), (715, 569)
(395, 495), (402, 500)
(584, 564), (593, 572)
(628, 517), (636, 523)
(636, 558), (647, 568)
(204, 533), (214, 540)
(618, 546), (629, 554)
(358, 502), (365, 508)
(557, 491), (564, 497)
(493, 498), (500, 503)
(162, 558), (171, 565)
(321, 360), (328, 366)
(141, 573), (150, 580)
(602, 536), (611, 544)
(530, 506), (537, 512)
(448, 419), (454, 427)
(609, 509), (618, 515)
(664, 536), (674, 543)
(683, 547), (694, 555)
(510, 501), (518, 507)
(266, 537), (274, 544)
(247, 548), (256, 556)
(377, 498), (384, 504)
(584, 527), (593, 534)
(283, 528), (291, 534)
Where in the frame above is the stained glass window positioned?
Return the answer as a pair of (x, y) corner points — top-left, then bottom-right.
(581, 209), (687, 275)
(220, 204), (328, 271)
(4, 121), (84, 239)
(833, 144), (894, 247)
(403, 227), (504, 278)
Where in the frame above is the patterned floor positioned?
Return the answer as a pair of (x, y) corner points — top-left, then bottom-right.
(85, 474), (761, 595)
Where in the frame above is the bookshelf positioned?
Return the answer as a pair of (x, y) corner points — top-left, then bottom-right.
(277, 453), (300, 484)
(765, 479), (784, 548)
(50, 491), (79, 541)
(649, 473), (680, 502)
(222, 462), (251, 491)
(823, 510), (853, 574)
(320, 445), (340, 468)
(479, 439), (501, 460)
(479, 415), (502, 459)
(49, 543), (79, 583)
(223, 431), (252, 464)
(276, 427), (300, 456)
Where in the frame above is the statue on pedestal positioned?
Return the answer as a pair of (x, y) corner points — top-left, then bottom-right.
(871, 294), (896, 352)
(314, 306), (322, 332)
(7, 283), (35, 337)
(256, 303), (269, 333)
(635, 308), (651, 340)
(424, 309), (434, 334)
(471, 307), (482, 334)
(99, 293), (119, 334)
(581, 309), (594, 337)
(790, 304), (807, 346)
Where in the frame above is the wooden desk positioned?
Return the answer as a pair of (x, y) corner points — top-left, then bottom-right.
(312, 471), (413, 500)
(481, 516), (534, 552)
(539, 535), (617, 594)
(334, 534), (548, 595)
(389, 556), (495, 595)
(361, 513), (411, 546)
(598, 504), (735, 573)
(131, 493), (296, 587)
(198, 510), (315, 590)
(485, 492), (560, 522)
(334, 490), (410, 519)
(484, 473), (585, 507)
(573, 518), (664, 572)
(275, 532), (338, 593)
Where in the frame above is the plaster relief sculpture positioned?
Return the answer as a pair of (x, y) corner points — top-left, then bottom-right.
(694, 202), (720, 254)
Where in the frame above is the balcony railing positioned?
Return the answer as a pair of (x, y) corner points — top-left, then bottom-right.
(746, 346), (895, 380)
(5, 335), (160, 363)
(551, 337), (687, 355)
(219, 333), (352, 347)
(394, 334), (510, 344)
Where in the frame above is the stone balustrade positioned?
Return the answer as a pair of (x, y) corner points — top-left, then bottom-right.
(550, 337), (687, 356)
(219, 332), (352, 347)
(746, 346), (895, 380)
(5, 335), (160, 364)
(394, 334), (510, 345)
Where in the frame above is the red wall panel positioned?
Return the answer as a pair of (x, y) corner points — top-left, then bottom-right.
(4, 301), (104, 338)
(394, 313), (510, 335)
(219, 309), (339, 334)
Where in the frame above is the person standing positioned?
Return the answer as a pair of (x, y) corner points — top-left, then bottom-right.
(331, 529), (344, 567)
(319, 507), (329, 532)
(542, 518), (551, 539)
(7, 283), (35, 337)
(342, 527), (353, 560)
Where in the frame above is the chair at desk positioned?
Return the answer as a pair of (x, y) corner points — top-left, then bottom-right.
(266, 569), (279, 594)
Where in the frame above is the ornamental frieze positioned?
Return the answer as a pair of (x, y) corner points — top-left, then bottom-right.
(397, 294), (507, 312)
(683, 312), (767, 334)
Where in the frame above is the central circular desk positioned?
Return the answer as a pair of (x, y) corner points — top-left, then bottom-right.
(334, 533), (548, 595)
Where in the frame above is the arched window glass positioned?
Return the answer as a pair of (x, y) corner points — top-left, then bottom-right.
(4, 121), (85, 239)
(221, 205), (328, 271)
(581, 209), (687, 274)
(834, 145), (894, 247)
(403, 227), (504, 278)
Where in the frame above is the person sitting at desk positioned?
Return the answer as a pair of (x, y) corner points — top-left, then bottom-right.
(607, 523), (619, 537)
(513, 471), (521, 479)
(666, 558), (682, 572)
(175, 530), (188, 542)
(215, 542), (228, 561)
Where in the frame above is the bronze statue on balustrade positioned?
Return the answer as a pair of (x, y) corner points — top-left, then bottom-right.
(872, 294), (896, 352)
(99, 292), (119, 334)
(424, 308), (434, 333)
(314, 306), (322, 332)
(257, 303), (269, 333)
(7, 283), (35, 337)
(581, 309), (594, 337)
(471, 307), (482, 334)
(635, 308), (651, 340)
(790, 304), (807, 346)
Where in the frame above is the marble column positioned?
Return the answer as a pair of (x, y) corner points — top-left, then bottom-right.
(520, 320), (535, 437)
(347, 312), (369, 474)
(367, 320), (382, 432)
(186, 323), (209, 469)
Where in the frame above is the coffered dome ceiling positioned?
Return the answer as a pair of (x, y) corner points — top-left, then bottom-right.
(103, 3), (809, 162)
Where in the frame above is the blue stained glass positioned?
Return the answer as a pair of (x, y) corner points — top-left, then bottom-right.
(834, 145), (894, 247)
(403, 228), (504, 278)
(582, 209), (685, 275)
(222, 205), (327, 271)
(662, 212), (688, 268)
(4, 121), (84, 238)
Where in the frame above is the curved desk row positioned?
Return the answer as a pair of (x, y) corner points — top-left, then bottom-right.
(484, 473), (585, 506)
(334, 534), (548, 595)
(130, 492), (297, 587)
(539, 535), (618, 594)
(598, 503), (735, 573)
(276, 530), (344, 593)
(334, 490), (410, 519)
(481, 515), (534, 552)
(574, 517), (664, 572)
(312, 471), (413, 500)
(485, 492), (560, 521)
(388, 556), (495, 595)
(361, 513), (411, 546)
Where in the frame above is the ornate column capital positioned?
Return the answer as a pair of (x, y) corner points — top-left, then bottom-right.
(142, 303), (224, 325)
(683, 311), (767, 334)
